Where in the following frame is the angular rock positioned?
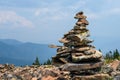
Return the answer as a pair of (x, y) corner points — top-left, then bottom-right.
(59, 38), (69, 43)
(61, 62), (103, 71)
(32, 77), (37, 80)
(74, 47), (91, 52)
(109, 60), (120, 71)
(72, 74), (110, 80)
(71, 50), (102, 62)
(42, 76), (57, 80)
(76, 19), (89, 26)
(74, 11), (85, 19)
(59, 58), (69, 63)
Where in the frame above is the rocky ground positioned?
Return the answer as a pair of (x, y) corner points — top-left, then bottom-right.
(0, 64), (70, 80)
(0, 60), (120, 80)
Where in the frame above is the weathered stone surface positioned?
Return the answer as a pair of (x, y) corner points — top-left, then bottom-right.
(59, 58), (69, 63)
(32, 77), (37, 80)
(64, 40), (92, 47)
(74, 12), (89, 26)
(57, 53), (70, 57)
(61, 62), (103, 71)
(111, 71), (120, 77)
(72, 50), (102, 62)
(74, 11), (86, 19)
(57, 48), (69, 54)
(42, 76), (57, 80)
(101, 65), (113, 74)
(76, 20), (88, 26)
(84, 49), (96, 55)
(101, 60), (120, 76)
(72, 74), (110, 80)
(109, 60), (120, 71)
(0, 64), (70, 80)
(74, 25), (86, 30)
(114, 74), (120, 80)
(59, 38), (69, 43)
(74, 47), (91, 51)
(2, 63), (120, 80)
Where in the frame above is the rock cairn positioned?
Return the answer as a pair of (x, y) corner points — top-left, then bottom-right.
(51, 11), (110, 79)
(1, 11), (120, 80)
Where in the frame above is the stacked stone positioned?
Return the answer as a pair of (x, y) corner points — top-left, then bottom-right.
(52, 11), (103, 74)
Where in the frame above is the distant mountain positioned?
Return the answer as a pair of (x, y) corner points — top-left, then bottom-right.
(0, 39), (23, 46)
(0, 39), (56, 66)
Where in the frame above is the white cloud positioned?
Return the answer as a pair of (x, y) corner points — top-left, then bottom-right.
(69, 0), (86, 10)
(85, 7), (120, 20)
(34, 0), (87, 21)
(0, 11), (34, 28)
(34, 8), (49, 16)
(34, 7), (69, 21)
(86, 12), (99, 19)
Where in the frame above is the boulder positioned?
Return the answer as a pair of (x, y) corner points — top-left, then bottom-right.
(109, 60), (120, 71)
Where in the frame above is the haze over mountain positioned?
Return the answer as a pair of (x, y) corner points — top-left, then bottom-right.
(0, 39), (56, 66)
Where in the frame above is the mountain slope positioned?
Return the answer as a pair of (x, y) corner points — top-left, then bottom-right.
(0, 39), (23, 46)
(0, 39), (56, 66)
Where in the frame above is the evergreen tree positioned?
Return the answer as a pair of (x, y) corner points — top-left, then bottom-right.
(104, 49), (120, 64)
(32, 57), (40, 66)
(113, 49), (119, 59)
(46, 59), (51, 65)
(43, 59), (52, 65)
(105, 51), (112, 59)
(109, 51), (113, 59)
(105, 53), (109, 59)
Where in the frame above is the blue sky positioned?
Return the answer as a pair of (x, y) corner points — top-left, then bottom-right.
(0, 0), (120, 52)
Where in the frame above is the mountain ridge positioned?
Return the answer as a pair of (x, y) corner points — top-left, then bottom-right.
(0, 39), (56, 66)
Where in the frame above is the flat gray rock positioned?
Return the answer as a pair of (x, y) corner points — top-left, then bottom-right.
(61, 62), (103, 71)
(72, 74), (110, 80)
